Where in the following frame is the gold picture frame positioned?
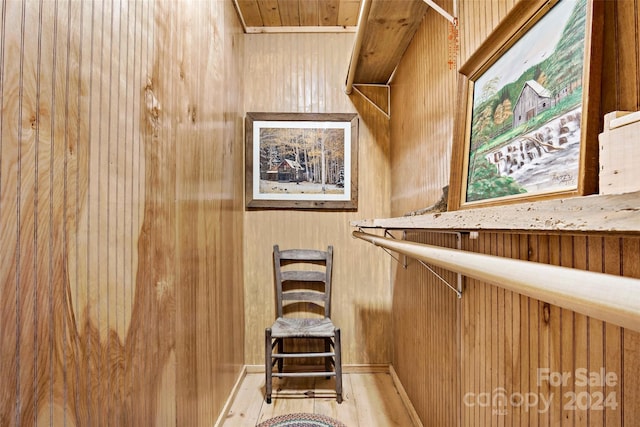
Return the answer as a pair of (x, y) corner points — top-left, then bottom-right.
(448, 0), (604, 210)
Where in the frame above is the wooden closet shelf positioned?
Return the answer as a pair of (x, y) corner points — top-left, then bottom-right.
(351, 191), (640, 234)
(346, 0), (429, 88)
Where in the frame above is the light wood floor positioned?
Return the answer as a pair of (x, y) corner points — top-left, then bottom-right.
(220, 371), (418, 426)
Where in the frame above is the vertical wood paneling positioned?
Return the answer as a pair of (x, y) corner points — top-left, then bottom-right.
(527, 236), (541, 427)
(574, 236), (589, 427)
(451, 233), (639, 426)
(390, 0), (456, 216)
(1, 1), (244, 425)
(603, 237), (623, 427)
(622, 238), (640, 424)
(613, 0), (639, 110)
(392, 231), (459, 426)
(588, 236), (606, 427)
(243, 32), (391, 366)
(390, 0), (640, 425)
(597, 0), (640, 114)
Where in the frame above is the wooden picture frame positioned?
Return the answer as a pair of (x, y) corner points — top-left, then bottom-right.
(245, 112), (359, 210)
(448, 0), (604, 210)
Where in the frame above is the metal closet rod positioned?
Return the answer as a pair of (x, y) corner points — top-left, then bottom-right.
(352, 230), (640, 333)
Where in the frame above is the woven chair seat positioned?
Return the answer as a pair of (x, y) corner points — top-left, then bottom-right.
(271, 317), (336, 338)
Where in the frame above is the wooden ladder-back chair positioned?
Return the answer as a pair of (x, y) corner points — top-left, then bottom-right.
(265, 245), (343, 404)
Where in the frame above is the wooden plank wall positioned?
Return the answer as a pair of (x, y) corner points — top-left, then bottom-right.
(392, 231), (461, 426)
(601, 0), (640, 113)
(460, 232), (640, 426)
(242, 33), (392, 366)
(390, 0), (640, 425)
(389, 0), (462, 215)
(0, 1), (245, 425)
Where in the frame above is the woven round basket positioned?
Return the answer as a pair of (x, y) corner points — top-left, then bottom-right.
(256, 412), (347, 427)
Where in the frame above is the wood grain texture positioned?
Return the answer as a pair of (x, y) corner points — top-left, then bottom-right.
(388, 0), (640, 425)
(235, 0), (361, 28)
(299, 0), (319, 26)
(389, 231), (640, 425)
(603, 0), (640, 112)
(237, 0), (264, 27)
(390, 0), (455, 217)
(258, 0), (282, 26)
(278, 0), (301, 26)
(243, 32), (391, 367)
(353, 190), (640, 235)
(392, 231), (460, 426)
(221, 372), (416, 426)
(337, 0), (361, 27)
(351, 0), (429, 84)
(0, 1), (245, 425)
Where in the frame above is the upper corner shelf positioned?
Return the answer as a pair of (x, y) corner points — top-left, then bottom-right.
(346, 0), (429, 89)
(351, 191), (640, 235)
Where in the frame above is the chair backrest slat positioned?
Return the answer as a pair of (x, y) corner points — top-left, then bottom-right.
(282, 290), (326, 302)
(281, 270), (326, 282)
(278, 249), (327, 261)
(273, 244), (333, 318)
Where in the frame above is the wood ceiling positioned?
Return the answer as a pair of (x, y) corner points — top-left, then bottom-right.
(234, 0), (363, 32)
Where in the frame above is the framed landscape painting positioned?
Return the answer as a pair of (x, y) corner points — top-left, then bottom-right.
(245, 112), (358, 210)
(449, 0), (603, 210)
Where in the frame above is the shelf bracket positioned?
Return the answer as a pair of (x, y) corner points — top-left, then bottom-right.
(414, 259), (462, 299)
(352, 84), (390, 119)
(409, 231), (463, 299)
(423, 0), (457, 24)
(359, 228), (463, 298)
(372, 229), (406, 268)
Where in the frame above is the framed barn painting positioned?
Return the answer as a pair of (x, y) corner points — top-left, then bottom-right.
(245, 112), (358, 210)
(448, 0), (603, 210)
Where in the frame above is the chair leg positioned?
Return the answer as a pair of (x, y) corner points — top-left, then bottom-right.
(334, 328), (343, 404)
(265, 328), (273, 404)
(324, 338), (331, 378)
(277, 338), (284, 373)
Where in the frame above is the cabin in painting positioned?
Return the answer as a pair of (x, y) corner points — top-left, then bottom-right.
(266, 159), (304, 182)
(1, 0), (639, 426)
